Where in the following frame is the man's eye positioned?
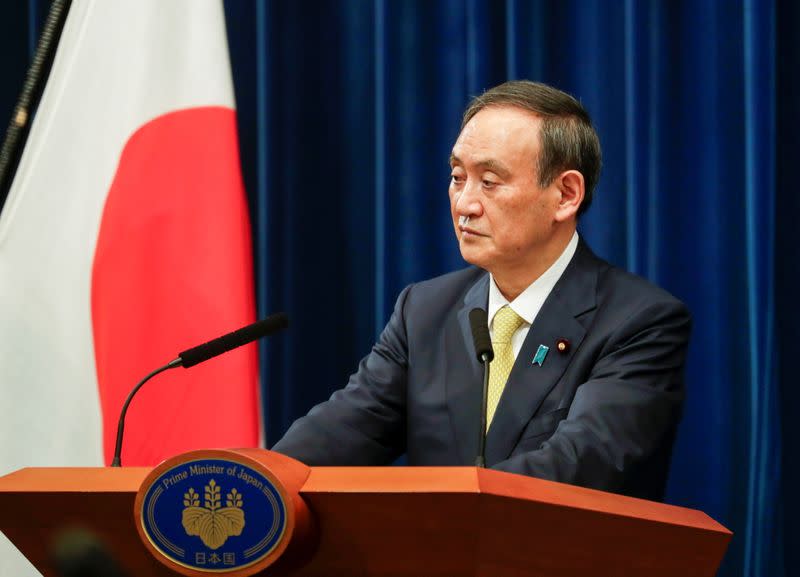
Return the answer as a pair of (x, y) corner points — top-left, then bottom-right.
(451, 174), (465, 184)
(482, 179), (497, 188)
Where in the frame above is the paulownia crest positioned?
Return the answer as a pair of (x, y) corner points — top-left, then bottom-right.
(182, 479), (245, 549)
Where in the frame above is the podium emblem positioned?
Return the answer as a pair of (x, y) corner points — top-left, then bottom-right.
(182, 480), (245, 549)
(138, 458), (287, 572)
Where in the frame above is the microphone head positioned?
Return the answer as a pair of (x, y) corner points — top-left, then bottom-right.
(178, 313), (289, 368)
(468, 308), (494, 363)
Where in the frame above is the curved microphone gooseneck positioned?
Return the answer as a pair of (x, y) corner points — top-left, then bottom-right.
(110, 313), (289, 467)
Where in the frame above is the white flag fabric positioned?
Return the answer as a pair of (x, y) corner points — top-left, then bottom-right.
(0, 2), (260, 574)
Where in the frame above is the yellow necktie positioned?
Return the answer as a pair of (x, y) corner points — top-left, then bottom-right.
(487, 305), (525, 429)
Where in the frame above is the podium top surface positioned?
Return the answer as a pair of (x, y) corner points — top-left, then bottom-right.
(0, 465), (729, 535)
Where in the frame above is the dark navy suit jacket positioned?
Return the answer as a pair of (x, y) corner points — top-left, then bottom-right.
(273, 240), (691, 500)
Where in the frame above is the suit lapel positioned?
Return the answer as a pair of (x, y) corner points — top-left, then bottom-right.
(446, 273), (490, 465)
(485, 241), (600, 465)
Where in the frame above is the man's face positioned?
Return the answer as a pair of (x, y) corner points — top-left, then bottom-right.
(449, 106), (561, 274)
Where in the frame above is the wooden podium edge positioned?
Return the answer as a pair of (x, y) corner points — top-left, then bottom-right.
(298, 465), (731, 536)
(0, 453), (732, 577)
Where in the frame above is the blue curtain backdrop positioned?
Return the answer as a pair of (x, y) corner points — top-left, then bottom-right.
(1, 1), (794, 576)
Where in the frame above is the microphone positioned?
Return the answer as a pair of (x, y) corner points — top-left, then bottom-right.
(110, 313), (289, 467)
(469, 308), (493, 364)
(179, 313), (288, 368)
(468, 308), (493, 467)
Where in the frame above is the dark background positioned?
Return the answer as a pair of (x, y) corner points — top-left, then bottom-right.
(2, 1), (797, 576)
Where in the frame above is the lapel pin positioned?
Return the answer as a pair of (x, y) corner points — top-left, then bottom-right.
(532, 344), (549, 366)
(556, 338), (570, 354)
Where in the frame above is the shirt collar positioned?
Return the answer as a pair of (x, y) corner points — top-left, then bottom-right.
(488, 231), (579, 328)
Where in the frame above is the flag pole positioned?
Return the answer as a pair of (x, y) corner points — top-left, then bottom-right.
(0, 0), (72, 212)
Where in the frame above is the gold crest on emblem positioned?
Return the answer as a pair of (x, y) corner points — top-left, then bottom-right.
(182, 479), (245, 549)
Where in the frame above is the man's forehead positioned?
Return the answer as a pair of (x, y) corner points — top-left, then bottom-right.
(455, 106), (541, 148)
(451, 107), (540, 169)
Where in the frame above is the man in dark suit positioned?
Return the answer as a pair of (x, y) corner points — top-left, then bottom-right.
(273, 81), (690, 501)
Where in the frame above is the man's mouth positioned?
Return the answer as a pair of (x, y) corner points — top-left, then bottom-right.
(459, 225), (486, 237)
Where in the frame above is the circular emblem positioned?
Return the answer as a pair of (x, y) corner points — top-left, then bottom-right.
(138, 458), (287, 572)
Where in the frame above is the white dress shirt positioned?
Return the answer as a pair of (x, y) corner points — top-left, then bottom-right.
(488, 232), (579, 359)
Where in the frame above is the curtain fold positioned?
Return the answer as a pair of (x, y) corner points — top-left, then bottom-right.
(741, 3), (777, 576)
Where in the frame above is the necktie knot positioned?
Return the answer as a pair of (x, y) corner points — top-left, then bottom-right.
(492, 305), (525, 344)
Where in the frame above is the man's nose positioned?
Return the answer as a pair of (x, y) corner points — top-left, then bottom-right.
(454, 179), (483, 217)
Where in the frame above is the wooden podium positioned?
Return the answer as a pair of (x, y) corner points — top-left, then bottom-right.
(0, 449), (731, 577)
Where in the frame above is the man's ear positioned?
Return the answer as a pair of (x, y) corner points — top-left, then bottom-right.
(554, 170), (585, 222)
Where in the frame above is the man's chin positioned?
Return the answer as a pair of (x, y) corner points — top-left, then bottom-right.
(459, 247), (490, 270)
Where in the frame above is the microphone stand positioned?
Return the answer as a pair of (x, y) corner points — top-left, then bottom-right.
(110, 358), (181, 467)
(475, 352), (491, 468)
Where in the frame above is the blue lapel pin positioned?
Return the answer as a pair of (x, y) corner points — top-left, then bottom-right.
(532, 345), (549, 366)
